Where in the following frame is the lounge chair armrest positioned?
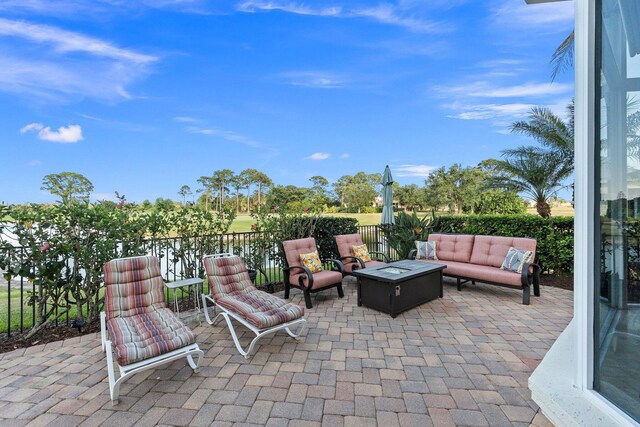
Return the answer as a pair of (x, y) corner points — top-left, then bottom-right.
(323, 258), (345, 273)
(287, 265), (314, 289)
(340, 255), (366, 269)
(368, 251), (390, 262)
(407, 249), (417, 260)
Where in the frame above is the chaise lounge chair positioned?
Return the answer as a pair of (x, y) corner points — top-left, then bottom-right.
(100, 255), (203, 405)
(201, 253), (306, 358)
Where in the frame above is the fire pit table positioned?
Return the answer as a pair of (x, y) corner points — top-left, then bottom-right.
(352, 259), (445, 318)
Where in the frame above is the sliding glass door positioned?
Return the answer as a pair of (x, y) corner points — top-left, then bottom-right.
(594, 0), (640, 422)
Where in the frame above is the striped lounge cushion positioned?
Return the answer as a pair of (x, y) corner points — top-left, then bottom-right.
(107, 307), (196, 366)
(104, 256), (167, 319)
(204, 254), (304, 329)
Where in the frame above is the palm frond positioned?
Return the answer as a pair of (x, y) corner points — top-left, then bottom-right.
(551, 31), (574, 81)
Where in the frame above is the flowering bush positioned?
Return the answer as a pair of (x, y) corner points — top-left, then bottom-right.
(0, 201), (235, 336)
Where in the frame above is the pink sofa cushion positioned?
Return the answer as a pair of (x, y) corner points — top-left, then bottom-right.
(470, 235), (537, 269)
(428, 234), (475, 263)
(422, 259), (523, 288)
(335, 234), (363, 259)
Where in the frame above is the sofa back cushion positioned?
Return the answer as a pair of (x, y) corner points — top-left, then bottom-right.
(334, 234), (364, 259)
(470, 235), (537, 268)
(428, 234), (475, 263)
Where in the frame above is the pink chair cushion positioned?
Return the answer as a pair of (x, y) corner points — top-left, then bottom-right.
(428, 234), (475, 263)
(470, 235), (537, 269)
(343, 260), (385, 273)
(290, 270), (343, 290)
(282, 238), (317, 269)
(335, 234), (364, 259)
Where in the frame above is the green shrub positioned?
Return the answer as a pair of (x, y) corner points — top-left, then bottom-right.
(474, 190), (526, 215)
(433, 215), (573, 273)
(382, 212), (437, 260)
(312, 216), (358, 259)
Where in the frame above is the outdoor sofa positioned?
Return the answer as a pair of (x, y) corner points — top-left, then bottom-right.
(409, 233), (541, 305)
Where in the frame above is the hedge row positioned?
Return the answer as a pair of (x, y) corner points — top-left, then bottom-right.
(433, 215), (574, 273)
(312, 217), (358, 260)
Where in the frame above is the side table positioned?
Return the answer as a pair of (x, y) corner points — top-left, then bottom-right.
(165, 278), (203, 319)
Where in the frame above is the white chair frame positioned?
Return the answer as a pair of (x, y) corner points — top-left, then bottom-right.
(100, 311), (204, 405)
(201, 253), (307, 359)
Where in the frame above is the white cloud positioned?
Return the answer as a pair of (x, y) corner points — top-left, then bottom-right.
(444, 102), (535, 121)
(436, 81), (571, 99)
(236, 1), (447, 33)
(493, 0), (574, 28)
(307, 152), (330, 160)
(394, 164), (436, 178)
(237, 1), (341, 16)
(0, 19), (157, 102)
(0, 18), (155, 63)
(278, 71), (346, 89)
(185, 125), (265, 149)
(20, 122), (83, 143)
(340, 153), (350, 159)
(352, 4), (445, 33)
(26, 159), (42, 167)
(174, 116), (197, 123)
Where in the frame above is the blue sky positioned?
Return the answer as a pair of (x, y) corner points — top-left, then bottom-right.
(0, 0), (575, 204)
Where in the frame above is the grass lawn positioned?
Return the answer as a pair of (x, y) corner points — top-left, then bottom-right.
(526, 205), (575, 217)
(228, 212), (383, 232)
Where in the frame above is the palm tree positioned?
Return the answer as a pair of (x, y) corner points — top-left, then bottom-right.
(211, 169), (234, 211)
(509, 102), (574, 170)
(551, 31), (574, 81)
(488, 148), (569, 218)
(197, 176), (214, 211)
(178, 185), (192, 205)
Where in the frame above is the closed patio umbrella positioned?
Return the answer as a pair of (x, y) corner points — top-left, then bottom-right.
(381, 165), (395, 225)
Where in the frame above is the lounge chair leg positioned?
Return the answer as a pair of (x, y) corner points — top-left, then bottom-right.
(187, 353), (201, 373)
(105, 340), (120, 405)
(457, 278), (462, 291)
(285, 319), (307, 339)
(284, 283), (290, 300)
(337, 283), (344, 298)
(304, 290), (313, 309)
(522, 284), (530, 305)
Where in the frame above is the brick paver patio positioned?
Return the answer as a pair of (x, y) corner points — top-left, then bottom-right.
(0, 277), (572, 427)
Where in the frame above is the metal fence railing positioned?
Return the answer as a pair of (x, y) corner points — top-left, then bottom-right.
(2, 225), (391, 337)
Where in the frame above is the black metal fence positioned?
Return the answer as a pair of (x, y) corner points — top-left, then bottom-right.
(1, 225), (392, 337)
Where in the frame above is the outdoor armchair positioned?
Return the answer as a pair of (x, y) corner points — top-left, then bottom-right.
(334, 233), (390, 275)
(201, 253), (306, 358)
(279, 237), (345, 309)
(100, 255), (203, 405)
